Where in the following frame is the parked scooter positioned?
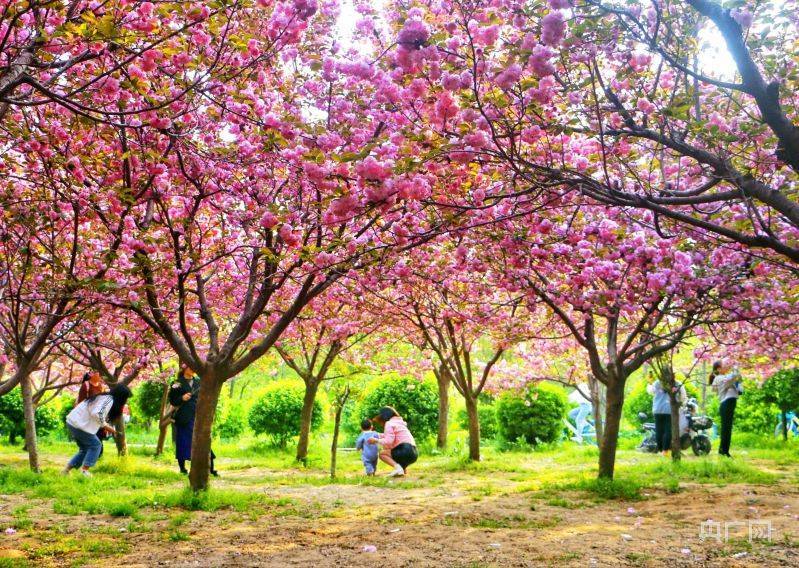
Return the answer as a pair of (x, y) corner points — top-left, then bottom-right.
(638, 397), (713, 456)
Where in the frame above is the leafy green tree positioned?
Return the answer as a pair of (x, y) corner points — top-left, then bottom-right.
(248, 381), (323, 448)
(354, 375), (439, 442)
(0, 388), (59, 444)
(762, 369), (799, 441)
(495, 383), (567, 445)
(215, 401), (247, 440)
(133, 380), (166, 430)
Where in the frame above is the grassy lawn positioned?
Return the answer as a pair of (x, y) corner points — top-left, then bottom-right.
(0, 432), (797, 566)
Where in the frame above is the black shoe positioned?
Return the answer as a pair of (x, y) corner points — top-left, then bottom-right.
(179, 468), (188, 475)
(210, 470), (220, 477)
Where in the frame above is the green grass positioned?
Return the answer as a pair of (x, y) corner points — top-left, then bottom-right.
(1, 428), (794, 567)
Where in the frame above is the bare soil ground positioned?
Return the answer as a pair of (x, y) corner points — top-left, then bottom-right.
(2, 460), (798, 567)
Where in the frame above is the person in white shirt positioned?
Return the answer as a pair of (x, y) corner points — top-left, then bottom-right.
(567, 383), (592, 443)
(709, 360), (741, 457)
(62, 384), (131, 477)
(647, 379), (687, 455)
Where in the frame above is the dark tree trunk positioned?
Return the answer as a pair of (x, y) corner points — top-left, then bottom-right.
(782, 410), (789, 442)
(589, 375), (604, 446)
(296, 379), (320, 464)
(330, 387), (350, 479)
(189, 375), (223, 492)
(155, 382), (170, 456)
(21, 373), (40, 473)
(669, 392), (682, 462)
(464, 394), (481, 461)
(113, 414), (128, 457)
(598, 378), (624, 479)
(435, 366), (450, 450)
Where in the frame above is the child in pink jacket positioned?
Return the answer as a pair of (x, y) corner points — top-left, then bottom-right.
(368, 406), (418, 477)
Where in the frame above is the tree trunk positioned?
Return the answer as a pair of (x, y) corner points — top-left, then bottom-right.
(330, 387), (350, 479)
(155, 382), (170, 456)
(296, 379), (320, 464)
(598, 378), (624, 479)
(464, 394), (481, 461)
(589, 375), (604, 446)
(113, 414), (128, 456)
(189, 375), (224, 492)
(782, 410), (789, 442)
(435, 366), (450, 449)
(20, 373), (40, 473)
(669, 392), (681, 462)
(700, 360), (708, 413)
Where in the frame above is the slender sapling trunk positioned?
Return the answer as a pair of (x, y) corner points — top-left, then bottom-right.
(435, 365), (450, 450)
(21, 373), (40, 473)
(296, 379), (320, 464)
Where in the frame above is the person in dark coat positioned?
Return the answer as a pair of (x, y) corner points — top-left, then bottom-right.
(169, 364), (218, 476)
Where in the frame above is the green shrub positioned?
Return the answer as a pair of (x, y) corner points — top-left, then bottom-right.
(354, 375), (439, 441)
(215, 401), (246, 440)
(762, 368), (799, 438)
(133, 380), (166, 429)
(456, 402), (498, 440)
(0, 387), (60, 444)
(59, 395), (75, 438)
(495, 382), (567, 445)
(248, 381), (322, 447)
(727, 378), (776, 434)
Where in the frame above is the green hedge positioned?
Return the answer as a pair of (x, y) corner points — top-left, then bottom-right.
(495, 382), (567, 445)
(353, 375), (439, 441)
(248, 380), (322, 447)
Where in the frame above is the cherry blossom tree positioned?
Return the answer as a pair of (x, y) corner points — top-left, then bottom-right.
(376, 1), (799, 265)
(485, 205), (793, 478)
(360, 237), (538, 461)
(275, 290), (383, 463)
(100, 1), (450, 490)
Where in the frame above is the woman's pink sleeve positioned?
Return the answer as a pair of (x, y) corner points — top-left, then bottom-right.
(380, 422), (397, 448)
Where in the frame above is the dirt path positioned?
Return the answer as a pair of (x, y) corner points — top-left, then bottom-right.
(2, 452), (799, 567)
(88, 474), (799, 567)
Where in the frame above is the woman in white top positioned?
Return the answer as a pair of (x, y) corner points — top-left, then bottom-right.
(63, 384), (131, 477)
(709, 360), (741, 457)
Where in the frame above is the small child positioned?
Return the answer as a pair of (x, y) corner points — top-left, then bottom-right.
(355, 419), (380, 475)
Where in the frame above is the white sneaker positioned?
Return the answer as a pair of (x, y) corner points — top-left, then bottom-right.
(387, 466), (405, 477)
(81, 469), (93, 478)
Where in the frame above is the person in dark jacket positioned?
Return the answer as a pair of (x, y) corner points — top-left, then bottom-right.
(169, 364), (218, 476)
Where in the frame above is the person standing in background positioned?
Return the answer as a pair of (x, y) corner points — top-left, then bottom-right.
(709, 360), (742, 458)
(567, 383), (593, 443)
(169, 364), (218, 476)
